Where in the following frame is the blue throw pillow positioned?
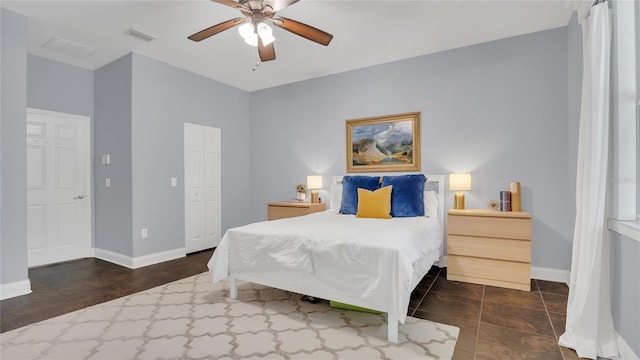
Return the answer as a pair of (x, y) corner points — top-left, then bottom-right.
(339, 176), (382, 215)
(381, 174), (426, 217)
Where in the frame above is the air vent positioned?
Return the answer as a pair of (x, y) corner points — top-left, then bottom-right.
(41, 36), (97, 59)
(124, 27), (155, 42)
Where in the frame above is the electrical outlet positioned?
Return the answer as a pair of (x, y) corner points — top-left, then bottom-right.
(105, 178), (111, 188)
(141, 228), (148, 239)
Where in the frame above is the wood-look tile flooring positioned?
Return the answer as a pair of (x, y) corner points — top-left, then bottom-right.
(411, 267), (583, 360)
(1, 250), (582, 359)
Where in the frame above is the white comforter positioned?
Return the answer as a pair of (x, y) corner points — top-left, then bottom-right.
(208, 210), (443, 323)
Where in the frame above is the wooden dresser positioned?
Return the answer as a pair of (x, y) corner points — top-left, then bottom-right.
(267, 201), (326, 220)
(447, 209), (532, 291)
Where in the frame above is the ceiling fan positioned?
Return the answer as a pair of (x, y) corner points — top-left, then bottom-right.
(188, 0), (333, 62)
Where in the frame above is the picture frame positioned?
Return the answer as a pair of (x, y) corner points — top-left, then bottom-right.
(346, 112), (421, 173)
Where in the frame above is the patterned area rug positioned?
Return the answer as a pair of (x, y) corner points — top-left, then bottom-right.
(0, 272), (459, 359)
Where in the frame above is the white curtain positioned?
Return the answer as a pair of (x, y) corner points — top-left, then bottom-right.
(558, 2), (619, 359)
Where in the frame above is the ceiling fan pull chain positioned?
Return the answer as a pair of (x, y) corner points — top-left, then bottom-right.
(252, 48), (260, 72)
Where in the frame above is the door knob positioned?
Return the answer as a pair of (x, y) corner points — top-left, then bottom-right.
(74, 195), (85, 200)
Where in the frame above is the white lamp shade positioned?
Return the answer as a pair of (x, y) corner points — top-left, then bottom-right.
(238, 23), (255, 40)
(307, 175), (323, 190)
(257, 22), (275, 46)
(449, 173), (471, 191)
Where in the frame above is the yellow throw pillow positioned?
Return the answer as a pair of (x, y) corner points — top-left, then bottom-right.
(356, 185), (392, 219)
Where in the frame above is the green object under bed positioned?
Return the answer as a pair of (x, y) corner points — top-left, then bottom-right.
(329, 300), (382, 314)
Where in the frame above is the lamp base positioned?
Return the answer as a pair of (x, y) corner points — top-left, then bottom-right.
(454, 192), (465, 210)
(311, 190), (319, 203)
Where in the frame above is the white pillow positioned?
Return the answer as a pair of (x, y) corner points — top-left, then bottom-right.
(330, 180), (343, 210)
(425, 190), (439, 218)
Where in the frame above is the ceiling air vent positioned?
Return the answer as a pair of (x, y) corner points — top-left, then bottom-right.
(124, 27), (155, 42)
(41, 36), (97, 59)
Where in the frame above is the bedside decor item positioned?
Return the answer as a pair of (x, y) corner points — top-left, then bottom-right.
(500, 191), (511, 211)
(488, 199), (499, 211)
(346, 112), (420, 173)
(510, 181), (521, 211)
(307, 175), (323, 203)
(295, 183), (306, 202)
(449, 173), (471, 210)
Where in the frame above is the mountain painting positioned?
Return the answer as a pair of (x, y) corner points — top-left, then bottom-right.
(346, 112), (421, 172)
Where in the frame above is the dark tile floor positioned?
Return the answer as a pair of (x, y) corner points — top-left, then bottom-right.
(0, 249), (213, 333)
(410, 267), (583, 360)
(1, 251), (583, 359)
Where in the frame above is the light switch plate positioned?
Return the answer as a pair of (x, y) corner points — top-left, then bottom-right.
(171, 178), (177, 187)
(102, 154), (110, 165)
(105, 178), (111, 188)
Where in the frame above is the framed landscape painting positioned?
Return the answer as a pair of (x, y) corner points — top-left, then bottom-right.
(346, 112), (421, 173)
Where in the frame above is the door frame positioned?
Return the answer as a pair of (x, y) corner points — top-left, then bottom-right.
(26, 108), (93, 265)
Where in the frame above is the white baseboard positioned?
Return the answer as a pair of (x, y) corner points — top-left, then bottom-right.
(94, 247), (186, 269)
(0, 279), (32, 300)
(617, 332), (639, 360)
(131, 248), (186, 269)
(531, 266), (570, 285)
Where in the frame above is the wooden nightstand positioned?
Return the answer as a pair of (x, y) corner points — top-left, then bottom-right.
(267, 202), (327, 220)
(447, 209), (532, 291)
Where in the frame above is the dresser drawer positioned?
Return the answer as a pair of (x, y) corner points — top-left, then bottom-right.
(447, 235), (530, 262)
(448, 214), (531, 240)
(447, 255), (531, 286)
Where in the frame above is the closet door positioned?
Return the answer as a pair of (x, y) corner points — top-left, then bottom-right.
(184, 123), (221, 253)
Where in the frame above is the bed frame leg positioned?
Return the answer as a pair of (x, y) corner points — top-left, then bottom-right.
(387, 314), (398, 343)
(229, 274), (237, 299)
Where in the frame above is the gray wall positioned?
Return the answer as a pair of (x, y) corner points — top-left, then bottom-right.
(610, 232), (640, 356)
(94, 54), (134, 256)
(129, 53), (251, 257)
(0, 9), (28, 286)
(249, 27), (573, 271)
(16, 48), (252, 264)
(27, 54), (93, 117)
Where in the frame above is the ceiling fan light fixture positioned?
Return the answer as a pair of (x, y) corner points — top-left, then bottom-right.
(244, 33), (258, 47)
(257, 22), (275, 46)
(238, 22), (256, 43)
(189, 0), (333, 62)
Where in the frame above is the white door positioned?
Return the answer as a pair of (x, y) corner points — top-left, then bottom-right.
(184, 123), (221, 253)
(26, 109), (91, 267)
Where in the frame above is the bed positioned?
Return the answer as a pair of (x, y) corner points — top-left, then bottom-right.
(207, 174), (446, 342)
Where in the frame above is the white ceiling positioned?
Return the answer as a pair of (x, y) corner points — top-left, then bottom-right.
(2, 0), (573, 92)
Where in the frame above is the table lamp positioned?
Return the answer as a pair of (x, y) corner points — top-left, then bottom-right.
(307, 175), (323, 203)
(449, 173), (471, 210)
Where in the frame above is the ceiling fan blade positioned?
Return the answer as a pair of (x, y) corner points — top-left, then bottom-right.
(211, 0), (248, 11)
(271, 16), (333, 46)
(188, 17), (247, 42)
(263, 0), (300, 12)
(258, 38), (276, 62)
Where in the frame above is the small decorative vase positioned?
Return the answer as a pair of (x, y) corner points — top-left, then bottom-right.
(296, 192), (306, 202)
